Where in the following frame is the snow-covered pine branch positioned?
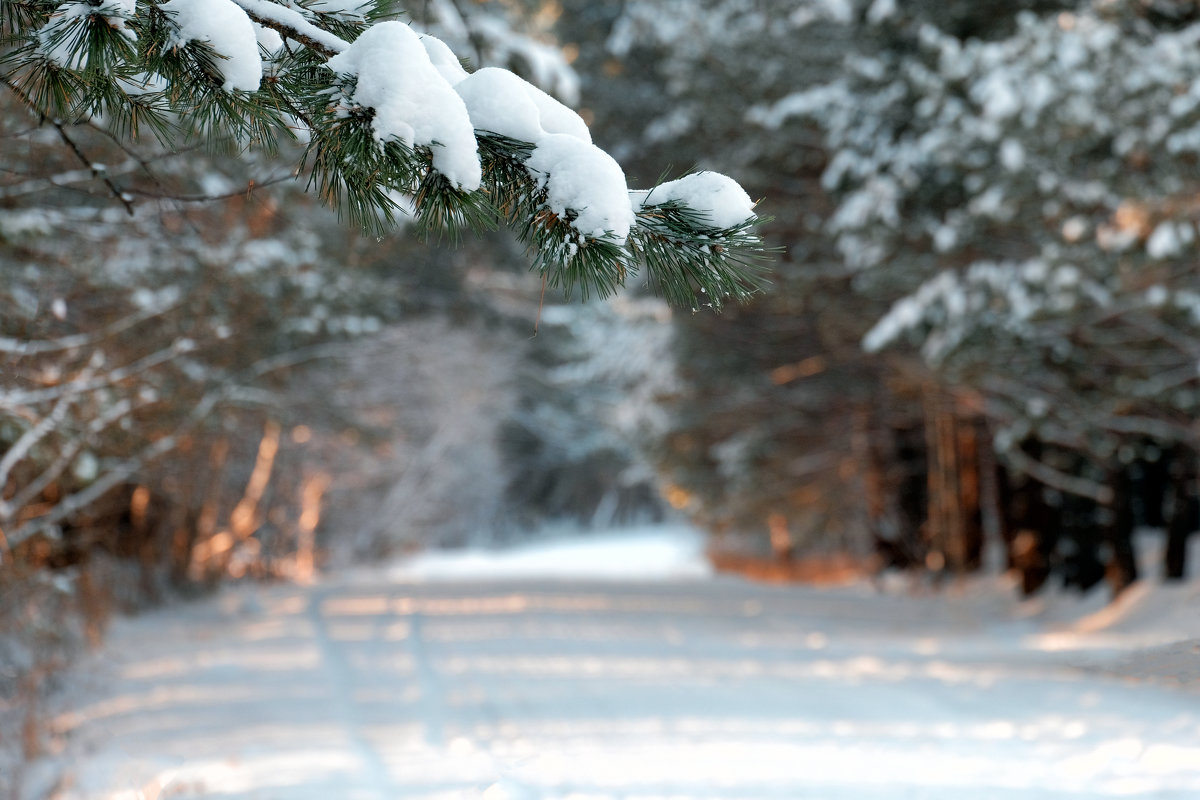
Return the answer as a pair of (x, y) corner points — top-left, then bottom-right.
(0, 0), (771, 307)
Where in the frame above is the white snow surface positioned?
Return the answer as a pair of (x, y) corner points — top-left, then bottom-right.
(251, 21), (282, 56)
(23, 525), (1200, 800)
(637, 171), (757, 230)
(234, 0), (348, 55)
(391, 524), (711, 582)
(453, 67), (631, 244)
(327, 21), (482, 192)
(161, 0), (262, 92)
(456, 68), (591, 144)
(420, 33), (471, 86)
(307, 0), (368, 18)
(526, 134), (635, 244)
(456, 68), (546, 143)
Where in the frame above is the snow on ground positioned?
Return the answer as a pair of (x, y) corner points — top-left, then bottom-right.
(17, 525), (1200, 800)
(387, 524), (712, 582)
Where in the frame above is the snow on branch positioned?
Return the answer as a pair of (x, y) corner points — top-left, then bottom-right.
(2, 0), (772, 306)
(325, 21), (479, 191)
(231, 0), (348, 58)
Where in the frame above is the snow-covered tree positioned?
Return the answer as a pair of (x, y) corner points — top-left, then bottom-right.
(571, 0), (1200, 585)
(767, 2), (1200, 471)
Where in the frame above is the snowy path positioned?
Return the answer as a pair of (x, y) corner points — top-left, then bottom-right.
(24, 530), (1200, 800)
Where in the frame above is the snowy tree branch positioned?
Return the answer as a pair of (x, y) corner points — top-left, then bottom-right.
(230, 0), (347, 58)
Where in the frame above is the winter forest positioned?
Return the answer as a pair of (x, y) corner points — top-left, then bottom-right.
(3, 0), (1200, 797)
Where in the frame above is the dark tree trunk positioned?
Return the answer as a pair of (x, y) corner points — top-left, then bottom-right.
(1165, 500), (1195, 580)
(895, 423), (929, 568)
(862, 406), (923, 570)
(995, 461), (1017, 571)
(1136, 449), (1171, 528)
(1165, 449), (1198, 580)
(956, 418), (985, 572)
(998, 441), (1061, 595)
(1058, 490), (1106, 592)
(1107, 467), (1140, 596)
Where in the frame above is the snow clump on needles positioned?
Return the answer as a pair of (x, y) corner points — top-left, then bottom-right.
(161, 0), (263, 91)
(132, 5), (756, 247)
(327, 22), (483, 191)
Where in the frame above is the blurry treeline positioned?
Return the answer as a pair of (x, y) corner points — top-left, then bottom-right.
(561, 0), (1200, 593)
(0, 0), (675, 763)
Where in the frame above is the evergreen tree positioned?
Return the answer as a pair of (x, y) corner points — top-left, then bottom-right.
(570, 0), (1200, 585)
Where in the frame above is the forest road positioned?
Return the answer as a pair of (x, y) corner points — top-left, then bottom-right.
(25, 566), (1200, 800)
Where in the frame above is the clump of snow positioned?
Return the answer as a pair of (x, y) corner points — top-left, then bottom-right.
(419, 33), (470, 86)
(307, 0), (368, 18)
(454, 65), (626, 243)
(326, 21), (481, 192)
(0, 209), (57, 238)
(999, 138), (1026, 171)
(455, 68), (545, 143)
(252, 21), (282, 56)
(866, 0), (897, 24)
(636, 171), (756, 229)
(523, 84), (591, 144)
(92, 0), (138, 32)
(236, 0), (347, 55)
(456, 67), (592, 144)
(1145, 284), (1170, 307)
(526, 133), (636, 244)
(161, 0), (262, 92)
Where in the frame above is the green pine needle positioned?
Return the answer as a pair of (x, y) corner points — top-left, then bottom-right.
(414, 170), (498, 242)
(0, 0), (776, 310)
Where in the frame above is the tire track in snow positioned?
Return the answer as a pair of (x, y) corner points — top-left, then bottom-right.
(307, 587), (396, 799)
(404, 608), (447, 749)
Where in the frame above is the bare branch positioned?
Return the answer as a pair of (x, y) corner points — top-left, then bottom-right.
(0, 302), (179, 356)
(124, 172), (295, 202)
(1, 339), (192, 406)
(0, 392), (77, 498)
(1001, 446), (1114, 506)
(2, 392), (219, 553)
(1, 398), (137, 522)
(0, 159), (141, 199)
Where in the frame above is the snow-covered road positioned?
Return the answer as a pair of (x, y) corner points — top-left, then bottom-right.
(24, 529), (1200, 799)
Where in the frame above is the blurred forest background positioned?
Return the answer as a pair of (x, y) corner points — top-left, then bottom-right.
(5, 0), (1200, 763)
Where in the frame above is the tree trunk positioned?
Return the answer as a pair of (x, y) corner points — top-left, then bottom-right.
(1107, 467), (1139, 596)
(956, 418), (984, 571)
(1165, 449), (1197, 581)
(998, 440), (1060, 595)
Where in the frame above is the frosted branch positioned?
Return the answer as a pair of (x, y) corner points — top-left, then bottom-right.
(230, 0), (348, 58)
(0, 398), (137, 523)
(2, 392), (218, 553)
(0, 339), (193, 406)
(0, 303), (179, 356)
(1000, 447), (1114, 506)
(0, 393), (76, 497)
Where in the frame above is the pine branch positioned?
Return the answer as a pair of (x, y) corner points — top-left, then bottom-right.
(231, 0), (349, 57)
(0, 0), (777, 309)
(632, 201), (775, 310)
